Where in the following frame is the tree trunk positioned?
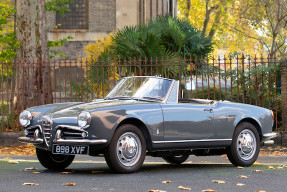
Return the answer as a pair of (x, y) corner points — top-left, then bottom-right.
(14, 0), (52, 114)
(208, 8), (222, 40)
(184, 0), (191, 18)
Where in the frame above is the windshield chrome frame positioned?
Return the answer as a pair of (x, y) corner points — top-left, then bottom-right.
(165, 80), (179, 104)
(105, 76), (176, 103)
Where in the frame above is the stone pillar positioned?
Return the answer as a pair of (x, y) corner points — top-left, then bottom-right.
(281, 58), (287, 145)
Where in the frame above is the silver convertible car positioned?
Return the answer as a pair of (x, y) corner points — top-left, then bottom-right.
(18, 76), (277, 173)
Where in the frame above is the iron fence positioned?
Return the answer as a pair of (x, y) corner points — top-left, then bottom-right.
(0, 55), (281, 132)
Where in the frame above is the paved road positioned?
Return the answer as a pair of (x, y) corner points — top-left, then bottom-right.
(1, 155), (287, 192)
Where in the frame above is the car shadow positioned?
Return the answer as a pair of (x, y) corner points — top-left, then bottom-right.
(39, 163), (235, 175)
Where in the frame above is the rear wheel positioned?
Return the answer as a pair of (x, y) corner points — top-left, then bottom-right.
(36, 148), (74, 170)
(104, 124), (146, 173)
(227, 122), (260, 167)
(163, 155), (189, 164)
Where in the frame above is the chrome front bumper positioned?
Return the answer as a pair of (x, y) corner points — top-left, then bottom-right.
(18, 125), (107, 146)
(18, 136), (44, 144)
(18, 136), (107, 145)
(262, 132), (278, 145)
(53, 138), (107, 145)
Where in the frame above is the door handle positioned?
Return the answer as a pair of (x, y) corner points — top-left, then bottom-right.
(203, 109), (213, 113)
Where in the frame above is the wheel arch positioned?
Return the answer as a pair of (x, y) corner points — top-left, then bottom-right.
(116, 118), (153, 151)
(235, 118), (263, 141)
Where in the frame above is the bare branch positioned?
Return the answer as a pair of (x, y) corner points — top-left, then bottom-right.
(226, 23), (270, 52)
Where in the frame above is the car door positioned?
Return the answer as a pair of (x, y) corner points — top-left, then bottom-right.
(160, 103), (214, 141)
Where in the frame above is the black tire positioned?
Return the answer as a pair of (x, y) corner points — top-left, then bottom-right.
(36, 148), (75, 170)
(163, 155), (189, 164)
(227, 122), (260, 167)
(104, 124), (146, 173)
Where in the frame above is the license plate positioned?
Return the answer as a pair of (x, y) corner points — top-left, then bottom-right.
(52, 145), (89, 155)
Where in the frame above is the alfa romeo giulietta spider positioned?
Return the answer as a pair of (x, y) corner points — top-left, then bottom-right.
(18, 76), (277, 173)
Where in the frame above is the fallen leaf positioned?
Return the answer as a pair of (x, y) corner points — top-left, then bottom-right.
(178, 186), (191, 190)
(63, 183), (76, 186)
(252, 170), (264, 173)
(238, 175), (248, 179)
(256, 190), (266, 192)
(24, 167), (37, 171)
(236, 183), (245, 186)
(148, 190), (167, 192)
(267, 166), (274, 169)
(202, 189), (215, 192)
(60, 172), (72, 174)
(3, 157), (12, 159)
(237, 166), (244, 169)
(0, 144), (36, 156)
(274, 166), (283, 169)
(212, 180), (225, 184)
(22, 183), (39, 186)
(8, 160), (19, 164)
(91, 171), (104, 174)
(162, 180), (171, 183)
(32, 172), (41, 174)
(253, 161), (261, 165)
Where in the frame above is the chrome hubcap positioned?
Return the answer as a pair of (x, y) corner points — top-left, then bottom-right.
(237, 129), (256, 160)
(116, 132), (141, 167)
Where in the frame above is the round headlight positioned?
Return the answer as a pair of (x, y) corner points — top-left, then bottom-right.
(19, 110), (32, 127)
(77, 111), (91, 128)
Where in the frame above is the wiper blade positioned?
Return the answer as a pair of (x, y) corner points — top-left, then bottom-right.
(106, 96), (162, 102)
(106, 96), (132, 100)
(142, 97), (163, 101)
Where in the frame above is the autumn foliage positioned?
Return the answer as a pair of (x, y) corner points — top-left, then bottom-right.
(0, 144), (35, 155)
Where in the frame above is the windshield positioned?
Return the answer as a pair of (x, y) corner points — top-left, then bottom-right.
(106, 77), (173, 101)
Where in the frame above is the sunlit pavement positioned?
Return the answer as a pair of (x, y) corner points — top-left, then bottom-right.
(1, 155), (287, 192)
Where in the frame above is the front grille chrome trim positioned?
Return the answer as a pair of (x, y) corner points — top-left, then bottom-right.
(42, 116), (53, 147)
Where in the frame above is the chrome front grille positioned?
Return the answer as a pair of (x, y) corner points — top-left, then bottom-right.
(42, 116), (53, 147)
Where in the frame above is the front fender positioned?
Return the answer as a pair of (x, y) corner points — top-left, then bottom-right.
(89, 104), (164, 145)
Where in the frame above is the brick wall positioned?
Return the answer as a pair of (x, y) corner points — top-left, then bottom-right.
(0, 132), (24, 146)
(54, 41), (91, 59)
(89, 0), (116, 33)
(46, 0), (116, 59)
(46, 0), (176, 59)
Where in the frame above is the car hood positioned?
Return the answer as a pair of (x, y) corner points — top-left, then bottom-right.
(29, 99), (149, 120)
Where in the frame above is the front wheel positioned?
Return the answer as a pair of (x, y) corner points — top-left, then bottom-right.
(163, 155), (189, 164)
(104, 124), (146, 173)
(227, 122), (260, 167)
(36, 148), (75, 170)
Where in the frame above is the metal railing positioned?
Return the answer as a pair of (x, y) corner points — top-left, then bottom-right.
(0, 55), (281, 132)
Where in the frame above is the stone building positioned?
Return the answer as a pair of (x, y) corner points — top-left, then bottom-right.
(46, 0), (178, 59)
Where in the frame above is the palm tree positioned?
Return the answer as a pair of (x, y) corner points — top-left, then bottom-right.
(110, 16), (212, 77)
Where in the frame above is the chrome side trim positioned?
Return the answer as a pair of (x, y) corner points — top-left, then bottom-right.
(18, 136), (44, 144)
(152, 139), (232, 144)
(53, 138), (107, 145)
